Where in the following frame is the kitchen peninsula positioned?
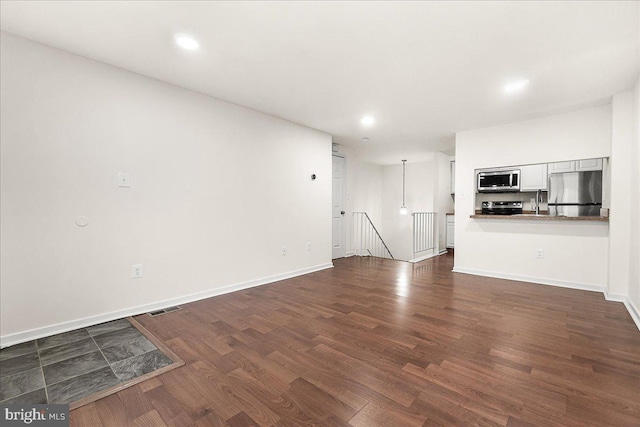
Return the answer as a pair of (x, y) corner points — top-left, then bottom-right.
(470, 213), (608, 221)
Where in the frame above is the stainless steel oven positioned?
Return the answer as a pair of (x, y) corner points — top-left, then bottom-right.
(477, 169), (520, 192)
(481, 201), (523, 215)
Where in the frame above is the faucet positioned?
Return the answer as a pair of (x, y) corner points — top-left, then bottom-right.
(535, 189), (541, 215)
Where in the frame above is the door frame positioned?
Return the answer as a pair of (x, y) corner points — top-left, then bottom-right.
(332, 152), (347, 259)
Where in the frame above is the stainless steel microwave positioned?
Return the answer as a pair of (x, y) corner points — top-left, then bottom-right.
(477, 169), (520, 192)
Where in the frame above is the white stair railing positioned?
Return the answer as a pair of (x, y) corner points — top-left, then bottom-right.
(353, 212), (394, 259)
(412, 212), (437, 260)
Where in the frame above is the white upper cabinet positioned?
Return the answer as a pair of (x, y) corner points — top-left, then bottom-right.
(548, 161), (575, 173)
(548, 158), (603, 174)
(576, 158), (603, 171)
(520, 164), (548, 191)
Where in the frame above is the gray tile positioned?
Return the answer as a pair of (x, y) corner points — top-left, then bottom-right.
(0, 353), (40, 378)
(0, 388), (47, 405)
(0, 341), (37, 361)
(39, 337), (99, 366)
(93, 326), (143, 350)
(43, 351), (109, 386)
(86, 319), (132, 337)
(0, 367), (44, 401)
(37, 329), (90, 351)
(110, 349), (173, 382)
(47, 366), (119, 404)
(101, 335), (157, 364)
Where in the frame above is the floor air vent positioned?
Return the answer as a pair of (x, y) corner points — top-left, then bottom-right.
(147, 306), (181, 317)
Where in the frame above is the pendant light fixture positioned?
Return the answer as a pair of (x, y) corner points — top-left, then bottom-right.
(400, 160), (408, 215)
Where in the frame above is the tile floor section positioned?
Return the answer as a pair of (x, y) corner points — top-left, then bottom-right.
(0, 319), (173, 404)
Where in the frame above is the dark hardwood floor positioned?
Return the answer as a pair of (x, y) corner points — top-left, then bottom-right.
(70, 253), (640, 426)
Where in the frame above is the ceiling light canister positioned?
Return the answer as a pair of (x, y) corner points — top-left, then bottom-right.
(361, 116), (375, 126)
(504, 79), (529, 94)
(175, 34), (199, 50)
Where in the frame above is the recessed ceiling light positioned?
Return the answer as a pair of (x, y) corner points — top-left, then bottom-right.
(362, 137), (369, 143)
(174, 34), (199, 51)
(361, 116), (375, 126)
(504, 79), (529, 94)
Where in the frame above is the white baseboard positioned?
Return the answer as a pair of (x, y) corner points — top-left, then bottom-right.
(410, 252), (440, 263)
(0, 262), (334, 348)
(345, 251), (355, 258)
(604, 292), (640, 331)
(410, 248), (450, 263)
(453, 267), (639, 332)
(452, 267), (606, 293)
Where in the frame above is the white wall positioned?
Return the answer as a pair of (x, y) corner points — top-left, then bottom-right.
(0, 33), (332, 344)
(381, 158), (437, 261)
(632, 76), (640, 310)
(454, 106), (611, 290)
(609, 92), (634, 298)
(610, 76), (640, 321)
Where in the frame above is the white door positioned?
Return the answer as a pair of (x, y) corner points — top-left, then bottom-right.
(332, 155), (346, 259)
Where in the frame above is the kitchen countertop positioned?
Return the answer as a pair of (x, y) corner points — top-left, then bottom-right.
(470, 214), (608, 221)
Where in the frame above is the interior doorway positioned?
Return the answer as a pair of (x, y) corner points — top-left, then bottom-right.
(332, 154), (346, 259)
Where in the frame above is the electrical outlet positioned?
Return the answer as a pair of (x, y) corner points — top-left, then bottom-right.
(281, 247), (287, 256)
(118, 172), (130, 188)
(306, 242), (311, 251)
(132, 264), (143, 278)
(536, 249), (544, 259)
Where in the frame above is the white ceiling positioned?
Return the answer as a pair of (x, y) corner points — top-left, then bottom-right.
(1, 1), (639, 164)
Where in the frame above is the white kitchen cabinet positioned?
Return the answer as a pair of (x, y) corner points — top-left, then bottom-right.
(446, 215), (455, 248)
(548, 161), (575, 173)
(548, 159), (603, 174)
(520, 163), (548, 191)
(450, 161), (455, 195)
(576, 158), (603, 171)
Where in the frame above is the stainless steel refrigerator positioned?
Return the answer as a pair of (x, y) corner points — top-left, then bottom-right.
(548, 171), (602, 217)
